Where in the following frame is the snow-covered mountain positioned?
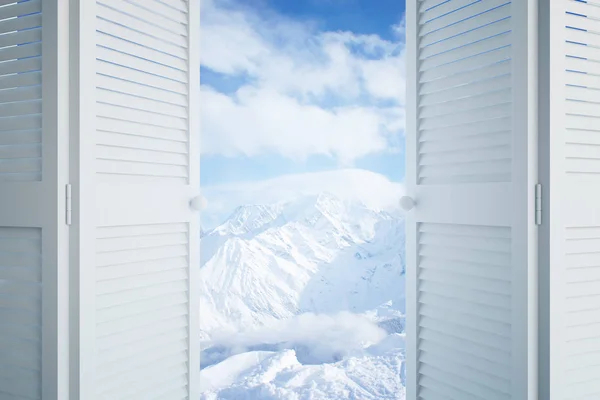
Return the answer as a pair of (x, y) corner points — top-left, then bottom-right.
(199, 192), (406, 337)
(200, 343), (406, 400)
(199, 192), (406, 399)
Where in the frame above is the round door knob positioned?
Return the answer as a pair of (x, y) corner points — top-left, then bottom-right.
(399, 196), (415, 212)
(190, 195), (206, 211)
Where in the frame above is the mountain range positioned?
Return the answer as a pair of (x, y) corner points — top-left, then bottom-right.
(200, 192), (406, 336)
(199, 192), (406, 398)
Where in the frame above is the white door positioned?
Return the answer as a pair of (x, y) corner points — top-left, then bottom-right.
(405, 1), (537, 399)
(544, 1), (600, 398)
(0, 1), (69, 399)
(71, 1), (200, 399)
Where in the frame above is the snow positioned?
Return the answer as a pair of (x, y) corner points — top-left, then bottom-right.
(200, 351), (278, 393)
(201, 169), (404, 230)
(200, 190), (406, 398)
(200, 349), (405, 400)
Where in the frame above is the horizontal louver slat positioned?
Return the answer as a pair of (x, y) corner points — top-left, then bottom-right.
(419, 0), (508, 37)
(126, 0), (188, 24)
(96, 88), (188, 118)
(0, 227), (41, 399)
(95, 222), (190, 399)
(416, 223), (512, 400)
(96, 0), (190, 185)
(96, 2), (186, 47)
(416, 0), (512, 187)
(0, 3), (42, 183)
(99, 0), (187, 36)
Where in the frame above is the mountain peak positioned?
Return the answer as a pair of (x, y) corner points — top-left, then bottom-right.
(207, 192), (389, 244)
(199, 191), (406, 335)
(214, 203), (284, 236)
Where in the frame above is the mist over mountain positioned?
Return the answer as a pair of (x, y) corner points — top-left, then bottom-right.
(200, 192), (406, 336)
(199, 191), (406, 398)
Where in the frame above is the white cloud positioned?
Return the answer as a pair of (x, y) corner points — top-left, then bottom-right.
(361, 56), (406, 104)
(205, 312), (387, 364)
(392, 13), (407, 43)
(201, 86), (400, 163)
(200, 0), (406, 164)
(201, 169), (404, 228)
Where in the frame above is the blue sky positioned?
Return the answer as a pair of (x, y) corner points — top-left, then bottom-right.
(201, 0), (404, 186)
(266, 0), (406, 41)
(200, 0), (406, 225)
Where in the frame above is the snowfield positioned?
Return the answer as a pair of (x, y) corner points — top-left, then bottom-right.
(200, 347), (405, 400)
(200, 191), (406, 399)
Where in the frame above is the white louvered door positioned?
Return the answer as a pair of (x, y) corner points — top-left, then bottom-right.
(541, 1), (600, 398)
(72, 1), (200, 399)
(406, 1), (537, 399)
(0, 1), (69, 400)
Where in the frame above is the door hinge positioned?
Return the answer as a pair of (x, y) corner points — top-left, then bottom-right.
(535, 183), (542, 226)
(66, 184), (72, 226)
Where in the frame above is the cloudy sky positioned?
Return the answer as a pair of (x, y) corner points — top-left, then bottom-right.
(200, 0), (406, 227)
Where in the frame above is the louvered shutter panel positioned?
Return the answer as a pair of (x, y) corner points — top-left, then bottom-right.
(541, 1), (600, 398)
(406, 1), (537, 399)
(72, 0), (200, 399)
(0, 1), (69, 399)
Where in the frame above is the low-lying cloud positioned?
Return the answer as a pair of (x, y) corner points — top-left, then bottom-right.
(202, 312), (387, 367)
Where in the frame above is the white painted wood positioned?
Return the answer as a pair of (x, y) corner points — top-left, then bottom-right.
(537, 0), (556, 386)
(189, 1), (201, 397)
(543, 2), (600, 398)
(0, 227), (42, 399)
(512, 2), (539, 399)
(68, 0), (200, 399)
(96, 2), (187, 47)
(406, 1), (538, 399)
(405, 1), (418, 399)
(0, 1), (70, 399)
(69, 0), (97, 398)
(411, 0), (600, 398)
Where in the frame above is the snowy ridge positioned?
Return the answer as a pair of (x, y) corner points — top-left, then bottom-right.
(200, 346), (406, 400)
(200, 192), (405, 335)
(199, 192), (406, 398)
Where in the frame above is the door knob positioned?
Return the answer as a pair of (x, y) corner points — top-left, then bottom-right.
(400, 196), (415, 212)
(190, 195), (206, 211)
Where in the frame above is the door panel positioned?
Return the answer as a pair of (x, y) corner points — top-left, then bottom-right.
(406, 1), (536, 399)
(0, 1), (69, 399)
(551, 2), (600, 398)
(72, 0), (199, 398)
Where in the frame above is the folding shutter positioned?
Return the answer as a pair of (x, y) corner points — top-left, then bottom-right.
(72, 1), (200, 399)
(0, 1), (69, 399)
(541, 1), (600, 398)
(406, 1), (537, 399)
